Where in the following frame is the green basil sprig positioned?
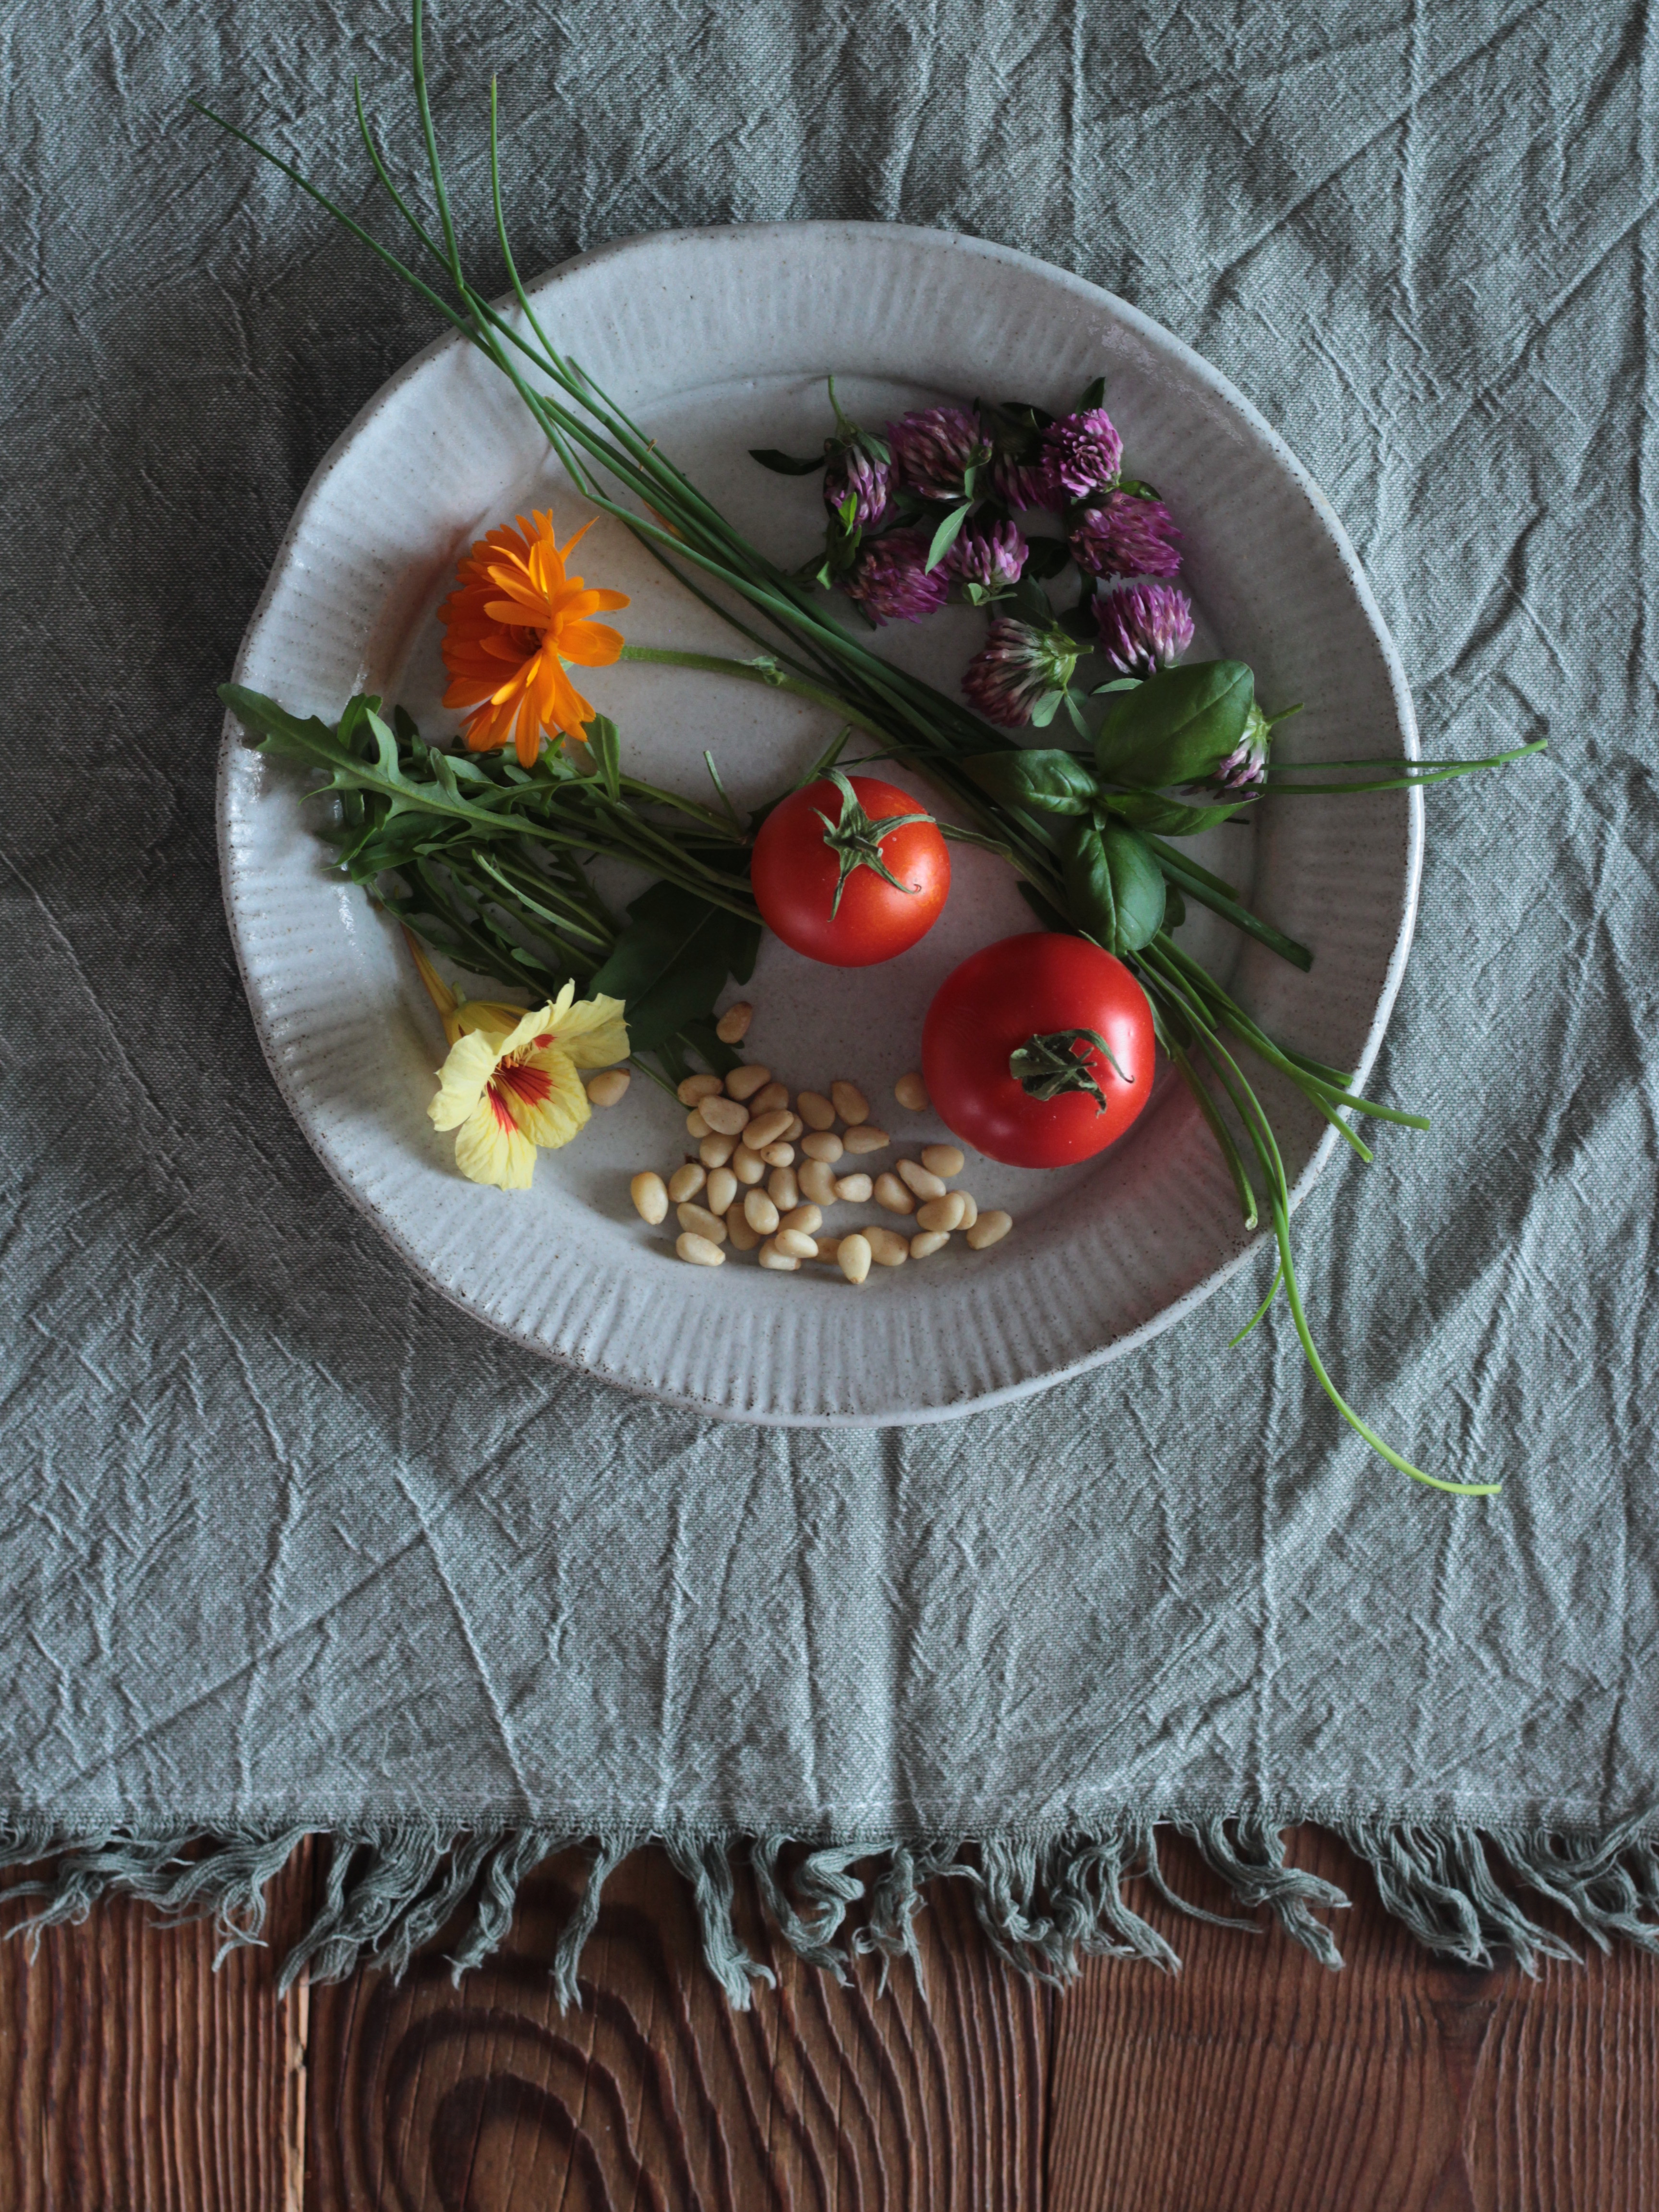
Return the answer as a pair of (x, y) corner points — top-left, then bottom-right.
(1094, 660), (1255, 789)
(1061, 819), (1166, 956)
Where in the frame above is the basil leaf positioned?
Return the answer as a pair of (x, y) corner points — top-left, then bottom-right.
(749, 447), (827, 475)
(1062, 820), (1166, 955)
(1094, 661), (1254, 789)
(964, 749), (1101, 816)
(1103, 790), (1248, 835)
(587, 880), (755, 1054)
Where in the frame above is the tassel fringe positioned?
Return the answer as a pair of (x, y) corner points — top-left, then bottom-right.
(4, 1813), (1658, 2002)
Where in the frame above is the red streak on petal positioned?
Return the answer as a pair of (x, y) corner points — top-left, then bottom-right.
(533, 1034), (554, 1049)
(495, 1058), (555, 1108)
(488, 1085), (516, 1134)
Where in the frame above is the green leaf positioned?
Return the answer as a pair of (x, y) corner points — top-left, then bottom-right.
(1061, 820), (1166, 955)
(587, 879), (756, 1054)
(1011, 575), (1054, 625)
(585, 713), (622, 801)
(749, 447), (827, 475)
(1104, 790), (1248, 835)
(964, 750), (1101, 816)
(1022, 536), (1072, 580)
(925, 501), (973, 572)
(1078, 375), (1106, 411)
(1094, 661), (1254, 789)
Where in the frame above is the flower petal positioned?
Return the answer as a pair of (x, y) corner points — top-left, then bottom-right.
(557, 620), (626, 667)
(542, 989), (629, 1069)
(496, 1045), (589, 1148)
(454, 1090), (537, 1188)
(429, 1028), (501, 1131)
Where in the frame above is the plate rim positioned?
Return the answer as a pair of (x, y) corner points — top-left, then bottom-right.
(218, 217), (1423, 1428)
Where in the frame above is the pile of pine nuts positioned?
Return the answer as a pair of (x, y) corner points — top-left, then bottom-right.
(628, 1002), (1013, 1283)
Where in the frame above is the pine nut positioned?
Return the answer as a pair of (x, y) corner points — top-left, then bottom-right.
(767, 1165), (800, 1211)
(667, 1162), (707, 1203)
(897, 1158), (946, 1201)
(677, 1072), (724, 1106)
(873, 1172), (915, 1215)
(759, 1142), (795, 1169)
(686, 1109), (711, 1139)
(744, 1188), (780, 1235)
(812, 1236), (841, 1262)
(724, 1062), (771, 1101)
(842, 1126), (890, 1154)
(920, 1143), (964, 1178)
(715, 1001), (754, 1044)
(894, 1071), (928, 1111)
(750, 1082), (791, 1116)
(700, 1094), (749, 1136)
(774, 1227), (817, 1259)
(732, 1145), (766, 1185)
(910, 1229), (950, 1259)
(706, 1166), (738, 1216)
(781, 1114), (805, 1141)
(831, 1080), (869, 1125)
(699, 1133), (737, 1169)
(966, 1210), (1013, 1250)
(757, 1238), (800, 1271)
(801, 1130), (844, 1164)
(744, 1108), (793, 1152)
(916, 1192), (967, 1234)
(676, 1200), (728, 1243)
(780, 1204), (822, 1236)
(838, 1233), (872, 1285)
(796, 1090), (837, 1130)
(865, 1226), (909, 1266)
(957, 1191), (978, 1229)
(676, 1231), (724, 1266)
(799, 1159), (839, 1206)
(586, 1069), (630, 1106)
(833, 1172), (873, 1204)
(630, 1171), (668, 1225)
(727, 1202), (763, 1251)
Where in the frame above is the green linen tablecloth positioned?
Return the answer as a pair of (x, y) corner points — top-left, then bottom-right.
(3, 0), (1657, 1996)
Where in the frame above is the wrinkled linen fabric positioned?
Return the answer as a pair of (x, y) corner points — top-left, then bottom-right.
(2, 2), (1656, 1921)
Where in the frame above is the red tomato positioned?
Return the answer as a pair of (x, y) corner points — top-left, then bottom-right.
(751, 773), (950, 967)
(922, 933), (1155, 1167)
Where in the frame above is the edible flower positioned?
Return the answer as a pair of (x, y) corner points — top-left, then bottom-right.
(886, 405), (991, 501)
(824, 443), (892, 529)
(961, 615), (1080, 728)
(846, 531), (950, 624)
(1069, 491), (1182, 580)
(439, 510), (629, 768)
(946, 518), (1029, 594)
(1202, 701), (1274, 795)
(407, 933), (628, 1189)
(1094, 582), (1195, 676)
(1040, 407), (1124, 499)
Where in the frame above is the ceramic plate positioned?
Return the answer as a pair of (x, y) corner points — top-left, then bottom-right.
(219, 221), (1421, 1424)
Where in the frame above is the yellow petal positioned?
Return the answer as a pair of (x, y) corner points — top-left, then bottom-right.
(543, 990), (630, 1070)
(447, 999), (532, 1047)
(454, 1092), (537, 1188)
(494, 1000), (562, 1060)
(429, 1028), (501, 1131)
(497, 1045), (590, 1149)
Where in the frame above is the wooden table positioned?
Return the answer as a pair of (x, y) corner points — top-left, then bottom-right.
(2, 1830), (1652, 2208)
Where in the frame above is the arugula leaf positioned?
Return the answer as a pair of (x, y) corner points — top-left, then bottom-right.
(584, 712), (622, 802)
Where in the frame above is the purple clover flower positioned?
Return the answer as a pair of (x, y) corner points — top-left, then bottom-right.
(961, 616), (1080, 728)
(1069, 490), (1182, 580)
(886, 405), (991, 502)
(988, 450), (1056, 511)
(1093, 582), (1195, 677)
(946, 517), (1029, 593)
(1040, 406), (1124, 500)
(845, 531), (950, 624)
(1202, 702), (1273, 794)
(823, 444), (892, 529)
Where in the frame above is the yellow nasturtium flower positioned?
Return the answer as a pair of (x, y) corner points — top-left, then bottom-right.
(408, 935), (628, 1190)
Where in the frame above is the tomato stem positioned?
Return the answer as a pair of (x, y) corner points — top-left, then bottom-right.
(813, 765), (936, 919)
(1010, 1026), (1133, 1110)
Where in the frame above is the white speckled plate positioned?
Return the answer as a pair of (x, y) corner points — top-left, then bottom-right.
(219, 221), (1420, 1425)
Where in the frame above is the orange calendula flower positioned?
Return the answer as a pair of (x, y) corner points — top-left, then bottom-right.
(439, 509), (629, 767)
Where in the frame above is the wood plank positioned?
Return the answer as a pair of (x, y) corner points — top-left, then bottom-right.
(0, 1841), (317, 2212)
(303, 1842), (1052, 2211)
(1045, 1825), (1659, 2212)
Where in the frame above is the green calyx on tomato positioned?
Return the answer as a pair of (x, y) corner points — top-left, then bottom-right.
(813, 766), (936, 917)
(1009, 1026), (1133, 1110)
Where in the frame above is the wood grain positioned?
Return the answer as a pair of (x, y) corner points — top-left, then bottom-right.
(0, 1830), (1656, 2209)
(303, 1843), (1052, 2212)
(1045, 1826), (1659, 2212)
(0, 1838), (317, 2212)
